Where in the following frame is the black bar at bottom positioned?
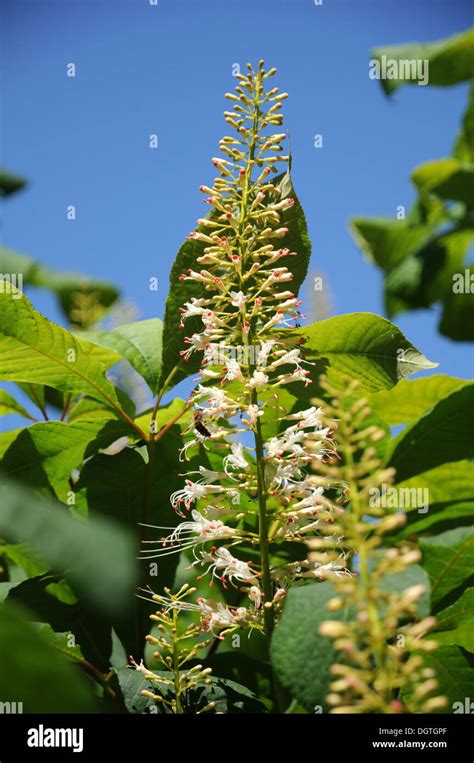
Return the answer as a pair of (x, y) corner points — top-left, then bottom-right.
(0, 712), (470, 760)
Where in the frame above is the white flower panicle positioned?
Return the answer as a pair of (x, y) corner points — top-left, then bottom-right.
(141, 62), (345, 638)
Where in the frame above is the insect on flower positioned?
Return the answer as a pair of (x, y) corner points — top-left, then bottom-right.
(193, 407), (212, 437)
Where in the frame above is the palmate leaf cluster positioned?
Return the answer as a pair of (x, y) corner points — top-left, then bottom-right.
(0, 49), (473, 713)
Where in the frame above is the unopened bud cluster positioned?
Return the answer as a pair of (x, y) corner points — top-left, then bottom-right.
(133, 584), (216, 714)
(309, 377), (446, 714)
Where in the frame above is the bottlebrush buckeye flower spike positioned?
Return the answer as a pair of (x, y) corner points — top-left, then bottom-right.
(142, 61), (342, 640)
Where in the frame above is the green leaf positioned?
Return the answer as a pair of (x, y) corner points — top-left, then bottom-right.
(403, 501), (474, 537)
(0, 418), (134, 494)
(183, 676), (268, 713)
(404, 645), (474, 713)
(271, 582), (353, 711)
(115, 667), (267, 714)
(7, 574), (113, 671)
(454, 84), (474, 163)
(433, 588), (474, 652)
(297, 312), (437, 392)
(271, 167), (311, 296)
(439, 268), (474, 342)
(0, 284), (131, 417)
(0, 543), (46, 578)
(0, 169), (26, 197)
(159, 165), (310, 392)
(201, 652), (272, 697)
(75, 399), (196, 656)
(412, 158), (474, 205)
(372, 28), (474, 95)
(0, 388), (35, 420)
(0, 601), (97, 712)
(81, 319), (163, 395)
(370, 375), (466, 425)
(0, 481), (137, 617)
(388, 384), (474, 482)
(116, 666), (156, 713)
(67, 396), (117, 422)
(0, 248), (120, 328)
(392, 461), (474, 536)
(382, 230), (474, 338)
(421, 527), (474, 610)
(350, 218), (430, 272)
(0, 428), (23, 458)
(38, 623), (84, 660)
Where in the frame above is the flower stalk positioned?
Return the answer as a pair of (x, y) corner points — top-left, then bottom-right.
(310, 376), (446, 714)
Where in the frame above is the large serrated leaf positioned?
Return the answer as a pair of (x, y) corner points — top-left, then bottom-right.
(297, 312), (437, 392)
(270, 582), (352, 711)
(370, 375), (467, 425)
(421, 527), (474, 610)
(0, 284), (126, 414)
(81, 318), (163, 395)
(433, 588), (474, 652)
(403, 645), (474, 713)
(0, 418), (134, 494)
(388, 383), (474, 482)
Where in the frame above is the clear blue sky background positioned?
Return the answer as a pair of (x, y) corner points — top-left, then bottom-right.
(1, 0), (473, 425)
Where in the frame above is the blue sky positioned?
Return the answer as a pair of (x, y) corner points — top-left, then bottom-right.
(1, 0), (473, 423)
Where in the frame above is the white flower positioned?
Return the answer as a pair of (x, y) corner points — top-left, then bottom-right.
(230, 290), (248, 308)
(139, 510), (237, 560)
(248, 585), (262, 609)
(274, 368), (311, 386)
(181, 332), (209, 360)
(270, 463), (301, 489)
(193, 547), (259, 587)
(284, 406), (323, 427)
(245, 403), (263, 426)
(256, 340), (276, 367)
(223, 443), (248, 476)
(224, 358), (244, 382)
(310, 558), (352, 580)
(180, 298), (207, 320)
(292, 486), (325, 511)
(194, 385), (235, 411)
(196, 599), (257, 635)
(267, 348), (305, 371)
(266, 437), (284, 459)
(170, 480), (224, 512)
(128, 656), (145, 671)
(247, 370), (268, 389)
(199, 600), (236, 631)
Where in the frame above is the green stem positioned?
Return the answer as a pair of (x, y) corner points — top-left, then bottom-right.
(252, 390), (274, 636)
(172, 611), (183, 714)
(343, 430), (385, 667)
